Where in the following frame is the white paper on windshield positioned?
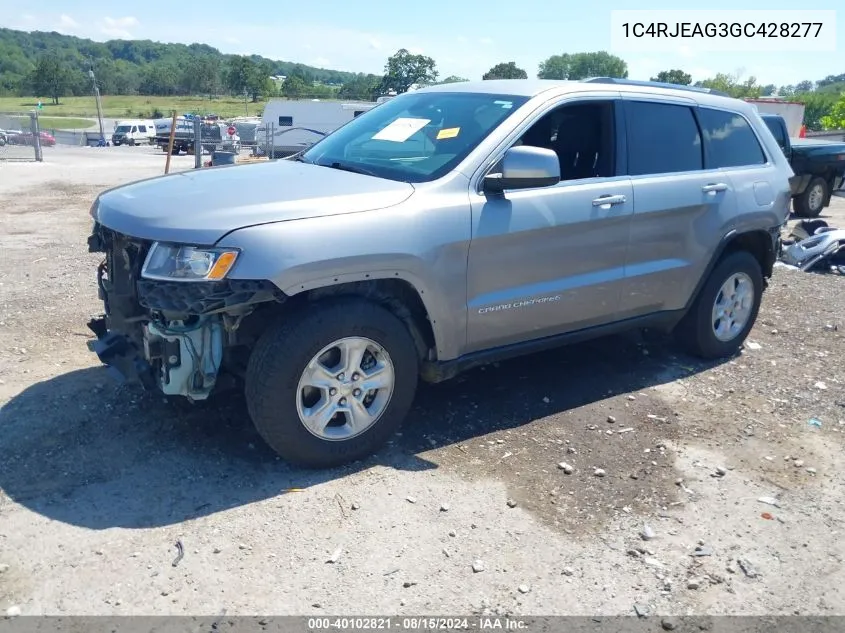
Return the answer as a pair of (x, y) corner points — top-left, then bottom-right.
(372, 117), (430, 142)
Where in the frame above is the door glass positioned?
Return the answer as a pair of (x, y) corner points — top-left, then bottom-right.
(697, 108), (767, 168)
(626, 101), (703, 175)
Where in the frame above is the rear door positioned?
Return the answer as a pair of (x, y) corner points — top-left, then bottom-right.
(618, 98), (738, 317)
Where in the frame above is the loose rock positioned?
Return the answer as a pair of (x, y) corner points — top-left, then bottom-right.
(440, 503), (450, 512)
(634, 603), (649, 618)
(662, 617), (678, 630)
(715, 466), (727, 476)
(472, 560), (485, 573)
(507, 499), (517, 508)
(693, 545), (714, 557)
(562, 567), (575, 576)
(738, 559), (759, 579)
(593, 468), (606, 478)
(518, 584), (531, 594)
(406, 496), (416, 504)
(5, 606), (21, 618)
(607, 415), (617, 424)
(641, 523), (656, 541)
(558, 462), (574, 474)
(351, 502), (360, 510)
(0, 564), (9, 574)
(687, 578), (702, 590)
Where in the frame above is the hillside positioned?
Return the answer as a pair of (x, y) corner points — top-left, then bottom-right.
(0, 27), (365, 98)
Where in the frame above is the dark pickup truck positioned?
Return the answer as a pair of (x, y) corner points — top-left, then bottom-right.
(761, 113), (845, 218)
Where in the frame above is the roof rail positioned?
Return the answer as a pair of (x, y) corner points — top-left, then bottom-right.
(582, 77), (732, 98)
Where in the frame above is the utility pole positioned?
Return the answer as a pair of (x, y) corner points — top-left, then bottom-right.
(88, 68), (105, 145)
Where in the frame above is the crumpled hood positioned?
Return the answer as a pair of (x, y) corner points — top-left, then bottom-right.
(94, 159), (415, 244)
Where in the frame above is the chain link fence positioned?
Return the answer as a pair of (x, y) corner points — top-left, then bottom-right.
(0, 112), (45, 161)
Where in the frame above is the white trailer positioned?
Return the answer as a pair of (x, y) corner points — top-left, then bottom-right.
(257, 100), (378, 157)
(746, 99), (806, 137)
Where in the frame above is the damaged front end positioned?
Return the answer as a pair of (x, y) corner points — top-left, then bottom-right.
(86, 223), (284, 400)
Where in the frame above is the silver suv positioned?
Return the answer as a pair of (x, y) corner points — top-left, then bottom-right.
(86, 78), (793, 468)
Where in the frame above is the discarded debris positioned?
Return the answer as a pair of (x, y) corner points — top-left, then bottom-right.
(634, 603), (649, 618)
(562, 567), (575, 576)
(758, 496), (781, 508)
(808, 418), (823, 428)
(692, 545), (714, 557)
(403, 581), (417, 588)
(815, 381), (828, 390)
(618, 427), (635, 434)
(5, 606), (21, 618)
(327, 546), (343, 564)
(171, 540), (184, 567)
(746, 341), (762, 350)
(738, 559), (759, 578)
(761, 512), (773, 520)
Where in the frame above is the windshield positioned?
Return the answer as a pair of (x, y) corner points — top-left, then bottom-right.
(301, 91), (529, 183)
(115, 125), (131, 133)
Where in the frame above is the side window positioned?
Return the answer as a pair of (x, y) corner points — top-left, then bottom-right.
(517, 100), (617, 181)
(131, 126), (137, 133)
(626, 101), (702, 175)
(138, 125), (146, 133)
(697, 107), (767, 168)
(278, 116), (293, 127)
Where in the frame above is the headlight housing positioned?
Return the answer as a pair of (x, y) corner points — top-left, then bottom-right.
(141, 242), (240, 282)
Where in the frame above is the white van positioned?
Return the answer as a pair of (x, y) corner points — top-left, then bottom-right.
(111, 119), (156, 146)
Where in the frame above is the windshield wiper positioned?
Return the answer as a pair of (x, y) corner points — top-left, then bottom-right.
(321, 161), (379, 177)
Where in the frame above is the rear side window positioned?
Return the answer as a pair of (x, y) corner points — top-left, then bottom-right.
(763, 117), (785, 148)
(138, 125), (147, 133)
(625, 101), (703, 175)
(697, 108), (767, 168)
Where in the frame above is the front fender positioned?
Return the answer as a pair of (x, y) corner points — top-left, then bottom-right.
(215, 204), (473, 360)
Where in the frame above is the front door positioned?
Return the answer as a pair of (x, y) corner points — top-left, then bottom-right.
(465, 96), (634, 354)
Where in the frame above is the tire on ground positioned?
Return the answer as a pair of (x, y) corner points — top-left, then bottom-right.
(245, 297), (419, 468)
(793, 176), (828, 218)
(674, 250), (764, 360)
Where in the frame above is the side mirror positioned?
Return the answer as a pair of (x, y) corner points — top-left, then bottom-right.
(483, 145), (560, 194)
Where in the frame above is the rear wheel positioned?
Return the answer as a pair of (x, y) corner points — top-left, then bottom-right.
(245, 298), (419, 468)
(793, 176), (828, 218)
(674, 250), (763, 359)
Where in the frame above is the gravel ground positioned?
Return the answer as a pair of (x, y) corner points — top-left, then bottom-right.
(0, 147), (844, 617)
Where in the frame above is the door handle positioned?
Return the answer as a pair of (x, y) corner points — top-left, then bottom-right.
(702, 183), (728, 193)
(592, 194), (627, 207)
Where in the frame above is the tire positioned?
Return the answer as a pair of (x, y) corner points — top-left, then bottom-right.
(245, 297), (419, 468)
(674, 250), (763, 360)
(793, 176), (828, 218)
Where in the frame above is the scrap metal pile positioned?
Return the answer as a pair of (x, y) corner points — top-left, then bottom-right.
(779, 219), (845, 273)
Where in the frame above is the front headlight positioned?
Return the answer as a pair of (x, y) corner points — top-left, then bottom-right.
(141, 242), (240, 282)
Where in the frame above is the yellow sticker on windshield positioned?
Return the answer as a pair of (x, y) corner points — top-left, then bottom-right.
(437, 127), (460, 140)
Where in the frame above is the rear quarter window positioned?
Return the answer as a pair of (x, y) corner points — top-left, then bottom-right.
(697, 108), (767, 168)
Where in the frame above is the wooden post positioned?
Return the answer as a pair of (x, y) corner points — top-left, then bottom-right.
(164, 110), (177, 174)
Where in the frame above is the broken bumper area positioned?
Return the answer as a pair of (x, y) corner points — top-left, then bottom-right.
(86, 315), (155, 388)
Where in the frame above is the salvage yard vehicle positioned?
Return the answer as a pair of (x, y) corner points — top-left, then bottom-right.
(760, 113), (845, 218)
(86, 77), (793, 468)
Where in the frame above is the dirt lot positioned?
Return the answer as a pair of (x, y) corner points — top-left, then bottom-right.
(1, 146), (844, 617)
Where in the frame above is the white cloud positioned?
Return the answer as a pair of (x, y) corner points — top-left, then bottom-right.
(479, 37), (493, 45)
(676, 45), (696, 59)
(368, 38), (381, 50)
(100, 16), (139, 39)
(56, 14), (79, 34)
(312, 57), (331, 67)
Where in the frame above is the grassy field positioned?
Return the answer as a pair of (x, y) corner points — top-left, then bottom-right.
(0, 95), (274, 119)
(18, 116), (93, 130)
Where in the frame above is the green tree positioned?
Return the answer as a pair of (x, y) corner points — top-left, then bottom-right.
(695, 73), (761, 98)
(538, 51), (627, 80)
(281, 75), (309, 98)
(650, 69), (692, 85)
(796, 92), (841, 130)
(482, 62), (527, 80)
(338, 74), (381, 100)
(30, 53), (68, 104)
(761, 84), (776, 96)
(380, 48), (438, 94)
(794, 80), (815, 94)
(820, 95), (845, 129)
(437, 75), (469, 84)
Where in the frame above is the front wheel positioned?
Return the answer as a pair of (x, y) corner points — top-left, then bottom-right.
(245, 298), (419, 468)
(674, 250), (763, 359)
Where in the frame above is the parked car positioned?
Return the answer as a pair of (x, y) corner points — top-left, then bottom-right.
(8, 130), (56, 147)
(0, 129), (7, 146)
(759, 113), (845, 218)
(85, 77), (792, 468)
(111, 119), (156, 146)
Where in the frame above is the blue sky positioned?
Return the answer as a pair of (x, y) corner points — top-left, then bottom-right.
(1, 0), (841, 87)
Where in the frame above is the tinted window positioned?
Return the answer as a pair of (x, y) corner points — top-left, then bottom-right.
(698, 108), (767, 168)
(278, 116), (293, 126)
(763, 117), (786, 149)
(626, 101), (702, 175)
(138, 125), (146, 133)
